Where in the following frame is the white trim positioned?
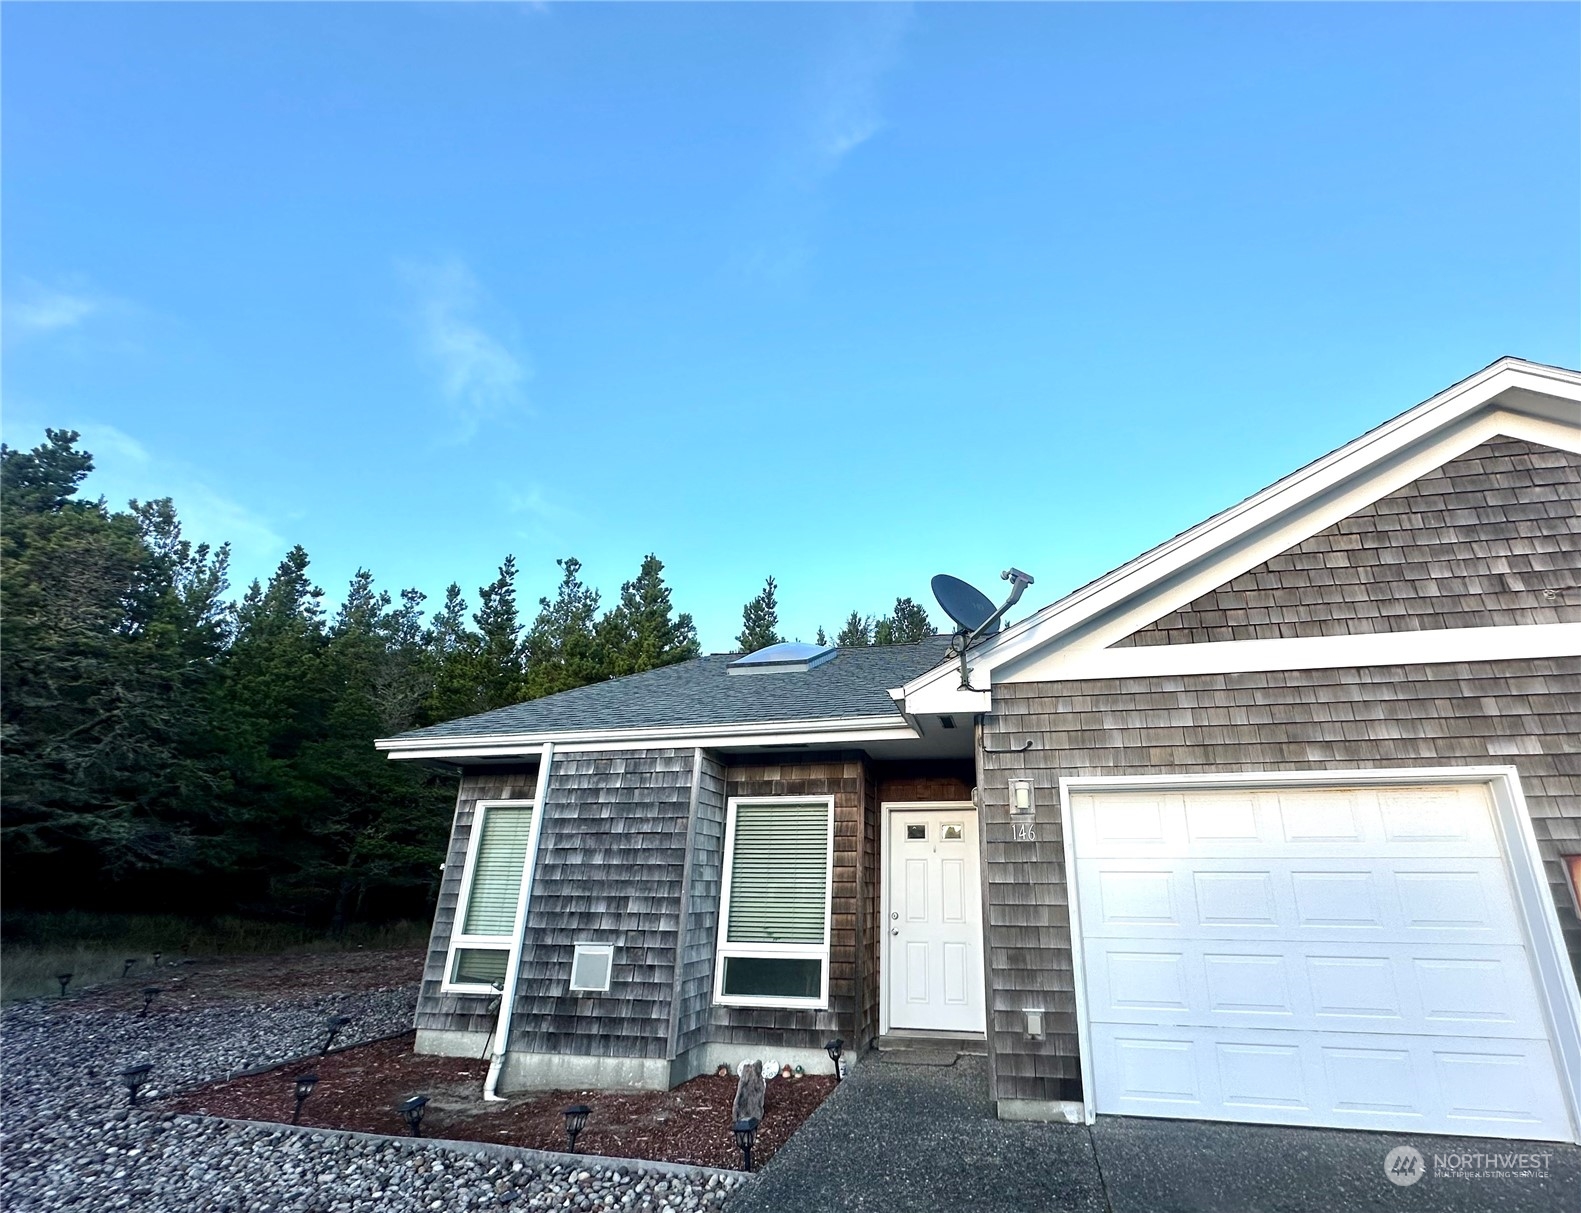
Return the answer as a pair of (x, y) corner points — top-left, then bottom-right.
(378, 714), (917, 761)
(1056, 766), (1581, 1141)
(1010, 621), (1581, 683)
(899, 360), (1581, 709)
(442, 797), (546, 995)
(712, 795), (836, 1010)
(482, 744), (555, 1101)
(878, 801), (980, 1038)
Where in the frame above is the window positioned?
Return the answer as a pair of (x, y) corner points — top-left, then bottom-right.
(569, 943), (614, 993)
(444, 801), (539, 992)
(714, 798), (834, 1007)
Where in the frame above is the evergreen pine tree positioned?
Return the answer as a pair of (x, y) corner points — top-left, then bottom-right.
(736, 575), (783, 653)
(597, 553), (700, 676)
(835, 610), (872, 647)
(524, 557), (604, 698)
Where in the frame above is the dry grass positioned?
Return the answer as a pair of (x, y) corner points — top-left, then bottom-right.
(0, 912), (430, 1002)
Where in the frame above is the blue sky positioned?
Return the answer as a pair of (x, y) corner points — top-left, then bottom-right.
(5, 3), (1577, 650)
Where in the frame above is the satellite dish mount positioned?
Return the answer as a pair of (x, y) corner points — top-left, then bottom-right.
(931, 568), (1035, 692)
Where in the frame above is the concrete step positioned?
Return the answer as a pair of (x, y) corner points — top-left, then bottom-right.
(873, 1033), (988, 1065)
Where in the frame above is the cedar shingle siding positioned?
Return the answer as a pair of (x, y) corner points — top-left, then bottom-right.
(1120, 436), (1581, 645)
(712, 758), (871, 1051)
(417, 751), (887, 1064)
(981, 434), (1580, 1106)
(674, 753), (726, 1057)
(415, 765), (540, 1036)
(980, 658), (1581, 1104)
(510, 749), (695, 1059)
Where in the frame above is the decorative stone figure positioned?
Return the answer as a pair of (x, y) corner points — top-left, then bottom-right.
(733, 1059), (765, 1123)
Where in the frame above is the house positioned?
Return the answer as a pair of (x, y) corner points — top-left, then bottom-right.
(378, 356), (1581, 1144)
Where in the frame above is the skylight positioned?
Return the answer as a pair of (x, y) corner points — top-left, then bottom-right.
(727, 641), (838, 675)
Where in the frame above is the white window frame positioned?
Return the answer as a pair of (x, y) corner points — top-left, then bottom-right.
(713, 795), (835, 1010)
(441, 798), (545, 995)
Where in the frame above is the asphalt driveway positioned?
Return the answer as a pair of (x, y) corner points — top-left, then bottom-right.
(727, 1053), (1579, 1213)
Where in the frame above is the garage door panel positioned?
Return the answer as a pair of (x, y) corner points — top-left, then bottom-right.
(1078, 857), (1524, 942)
(1072, 784), (1503, 860)
(1072, 783), (1575, 1142)
(1093, 1022), (1573, 1139)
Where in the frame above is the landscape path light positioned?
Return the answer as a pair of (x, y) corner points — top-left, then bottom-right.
(321, 1014), (353, 1055)
(122, 959), (138, 979)
(732, 1117), (759, 1172)
(291, 1072), (319, 1125)
(400, 1095), (429, 1137)
(120, 1064), (153, 1107)
(140, 987), (161, 1017)
(562, 1104), (591, 1152)
(824, 1038), (844, 1082)
(56, 974), (72, 998)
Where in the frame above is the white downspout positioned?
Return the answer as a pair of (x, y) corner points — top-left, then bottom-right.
(483, 742), (555, 1102)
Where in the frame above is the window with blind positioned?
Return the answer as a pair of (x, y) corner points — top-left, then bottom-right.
(444, 802), (538, 991)
(714, 798), (833, 1006)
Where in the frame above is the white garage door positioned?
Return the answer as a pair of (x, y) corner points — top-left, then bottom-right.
(1071, 782), (1576, 1141)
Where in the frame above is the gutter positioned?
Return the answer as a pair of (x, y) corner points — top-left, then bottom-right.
(483, 741), (555, 1102)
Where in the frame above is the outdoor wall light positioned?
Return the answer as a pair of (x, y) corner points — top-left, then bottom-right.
(321, 1014), (353, 1055)
(732, 1117), (760, 1172)
(140, 987), (161, 1017)
(56, 973), (72, 998)
(120, 1063), (153, 1107)
(824, 1038), (844, 1082)
(291, 1072), (319, 1125)
(399, 1095), (429, 1137)
(1009, 779), (1035, 817)
(562, 1104), (591, 1152)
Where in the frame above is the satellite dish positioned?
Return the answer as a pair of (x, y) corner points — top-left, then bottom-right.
(931, 574), (1000, 635)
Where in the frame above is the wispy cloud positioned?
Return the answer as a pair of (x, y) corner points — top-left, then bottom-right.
(4, 281), (108, 341)
(403, 258), (532, 441)
(498, 481), (580, 546)
(797, 5), (911, 188)
(75, 422), (151, 467)
(738, 6), (912, 285)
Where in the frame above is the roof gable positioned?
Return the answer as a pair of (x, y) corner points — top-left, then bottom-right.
(1119, 435), (1581, 646)
(899, 357), (1581, 711)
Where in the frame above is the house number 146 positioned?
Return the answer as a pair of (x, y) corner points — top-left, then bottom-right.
(1012, 821), (1036, 842)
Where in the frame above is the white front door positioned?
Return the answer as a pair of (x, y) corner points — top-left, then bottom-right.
(1071, 781), (1576, 1141)
(886, 806), (986, 1034)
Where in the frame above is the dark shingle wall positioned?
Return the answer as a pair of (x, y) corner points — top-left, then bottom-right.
(415, 766), (540, 1035)
(711, 758), (867, 1051)
(675, 753), (726, 1056)
(980, 657), (1581, 1104)
(1119, 437), (1581, 646)
(508, 749), (694, 1060)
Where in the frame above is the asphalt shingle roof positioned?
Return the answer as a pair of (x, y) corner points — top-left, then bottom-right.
(387, 636), (955, 741)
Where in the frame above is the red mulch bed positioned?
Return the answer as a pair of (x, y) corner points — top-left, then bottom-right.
(170, 1032), (835, 1170)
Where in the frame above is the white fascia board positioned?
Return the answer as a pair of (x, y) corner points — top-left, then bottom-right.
(1013, 622), (1581, 684)
(377, 713), (919, 761)
(900, 362), (1581, 702)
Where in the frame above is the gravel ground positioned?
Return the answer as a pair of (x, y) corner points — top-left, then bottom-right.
(1, 970), (742, 1213)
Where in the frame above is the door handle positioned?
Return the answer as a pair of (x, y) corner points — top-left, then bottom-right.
(890, 928), (899, 936)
